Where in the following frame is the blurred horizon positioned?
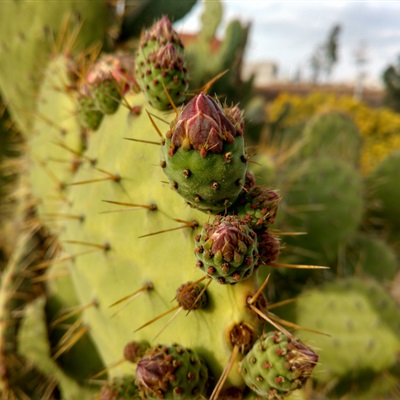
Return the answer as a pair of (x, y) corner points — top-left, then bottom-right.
(175, 1), (400, 88)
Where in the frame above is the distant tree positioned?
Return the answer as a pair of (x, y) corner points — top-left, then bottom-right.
(309, 24), (341, 83)
(382, 56), (400, 112)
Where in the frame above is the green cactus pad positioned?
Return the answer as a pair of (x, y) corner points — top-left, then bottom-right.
(296, 277), (400, 384)
(277, 156), (363, 266)
(136, 343), (209, 399)
(342, 233), (399, 281)
(45, 84), (263, 389)
(240, 331), (318, 399)
(366, 149), (400, 232)
(298, 111), (361, 166)
(194, 215), (259, 284)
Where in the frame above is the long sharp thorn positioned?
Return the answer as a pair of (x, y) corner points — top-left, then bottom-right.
(138, 221), (197, 239)
(210, 345), (240, 400)
(162, 81), (178, 116)
(186, 278), (212, 316)
(199, 70), (229, 94)
(102, 199), (157, 211)
(146, 109), (164, 138)
(53, 325), (88, 360)
(134, 305), (180, 333)
(124, 137), (161, 146)
(51, 300), (97, 328)
(110, 282), (153, 308)
(268, 313), (331, 337)
(153, 307), (183, 341)
(32, 249), (101, 271)
(90, 358), (126, 380)
(268, 262), (329, 270)
(270, 231), (307, 236)
(248, 273), (270, 306)
(268, 297), (299, 310)
(66, 176), (119, 186)
(63, 240), (111, 251)
(248, 303), (293, 338)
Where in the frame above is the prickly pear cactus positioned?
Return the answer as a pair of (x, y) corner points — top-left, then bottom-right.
(3, 11), (325, 400)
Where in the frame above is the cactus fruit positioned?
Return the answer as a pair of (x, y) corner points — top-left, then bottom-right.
(240, 331), (318, 399)
(136, 343), (209, 399)
(77, 90), (105, 131)
(194, 215), (259, 284)
(230, 186), (281, 231)
(162, 93), (248, 213)
(134, 16), (188, 110)
(100, 375), (140, 399)
(86, 55), (126, 115)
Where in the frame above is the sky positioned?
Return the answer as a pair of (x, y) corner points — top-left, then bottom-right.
(174, 1), (400, 87)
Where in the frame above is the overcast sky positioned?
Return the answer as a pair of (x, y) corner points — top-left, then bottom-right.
(175, 1), (400, 86)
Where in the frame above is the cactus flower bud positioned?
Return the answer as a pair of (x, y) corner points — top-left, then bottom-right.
(136, 344), (208, 399)
(194, 216), (259, 284)
(167, 93), (239, 158)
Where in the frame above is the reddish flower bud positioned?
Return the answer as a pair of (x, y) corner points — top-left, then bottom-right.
(168, 93), (240, 157)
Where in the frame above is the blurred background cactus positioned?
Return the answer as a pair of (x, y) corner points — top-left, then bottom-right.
(1, 1), (400, 400)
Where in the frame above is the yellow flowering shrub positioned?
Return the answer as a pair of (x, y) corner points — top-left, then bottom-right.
(267, 92), (400, 174)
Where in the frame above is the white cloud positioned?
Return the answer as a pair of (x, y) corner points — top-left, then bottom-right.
(176, 0), (400, 85)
